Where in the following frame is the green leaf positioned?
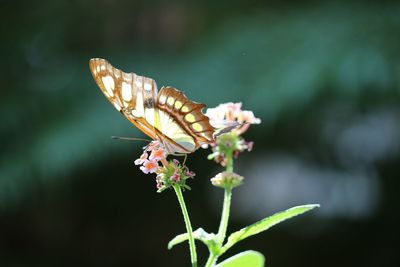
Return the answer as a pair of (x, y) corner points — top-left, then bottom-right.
(215, 250), (265, 267)
(223, 204), (319, 252)
(168, 228), (217, 250)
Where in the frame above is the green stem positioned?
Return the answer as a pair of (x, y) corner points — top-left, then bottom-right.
(173, 185), (197, 267)
(206, 149), (235, 266)
(205, 187), (232, 267)
(226, 149), (233, 173)
(217, 187), (232, 244)
(218, 149), (233, 244)
(205, 252), (218, 267)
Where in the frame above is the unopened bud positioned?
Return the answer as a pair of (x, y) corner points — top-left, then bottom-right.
(210, 171), (244, 189)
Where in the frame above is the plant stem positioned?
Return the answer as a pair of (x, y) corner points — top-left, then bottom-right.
(217, 149), (233, 244)
(206, 149), (235, 266)
(226, 150), (233, 173)
(205, 187), (232, 267)
(217, 187), (232, 244)
(173, 185), (197, 267)
(205, 252), (218, 267)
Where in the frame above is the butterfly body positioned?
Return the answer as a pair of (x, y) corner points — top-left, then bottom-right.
(89, 58), (215, 154)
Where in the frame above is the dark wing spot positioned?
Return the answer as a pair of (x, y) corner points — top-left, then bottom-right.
(144, 98), (155, 108)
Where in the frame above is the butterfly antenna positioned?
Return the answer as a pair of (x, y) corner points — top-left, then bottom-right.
(214, 122), (240, 137)
(111, 136), (152, 142)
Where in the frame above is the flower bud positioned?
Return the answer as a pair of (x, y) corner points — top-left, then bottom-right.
(210, 171), (244, 189)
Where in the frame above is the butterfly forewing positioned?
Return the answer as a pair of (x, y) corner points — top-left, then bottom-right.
(89, 58), (159, 139)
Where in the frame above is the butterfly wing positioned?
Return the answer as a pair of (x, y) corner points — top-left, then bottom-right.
(89, 58), (215, 154)
(156, 87), (215, 153)
(89, 58), (159, 140)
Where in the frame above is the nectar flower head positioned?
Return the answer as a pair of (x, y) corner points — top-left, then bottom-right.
(211, 171), (244, 189)
(205, 102), (261, 136)
(205, 102), (260, 166)
(134, 141), (196, 192)
(207, 132), (254, 166)
(156, 159), (196, 192)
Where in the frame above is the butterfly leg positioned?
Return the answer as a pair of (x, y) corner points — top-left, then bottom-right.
(171, 153), (188, 166)
(182, 154), (187, 166)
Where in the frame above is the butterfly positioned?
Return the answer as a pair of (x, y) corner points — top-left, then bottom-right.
(89, 58), (215, 154)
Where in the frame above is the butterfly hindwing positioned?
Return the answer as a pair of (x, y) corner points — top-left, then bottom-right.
(157, 87), (215, 150)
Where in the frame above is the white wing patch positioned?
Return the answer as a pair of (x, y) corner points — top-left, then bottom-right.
(134, 75), (143, 87)
(121, 82), (132, 101)
(135, 90), (145, 116)
(144, 108), (156, 126)
(144, 82), (152, 91)
(101, 76), (114, 97)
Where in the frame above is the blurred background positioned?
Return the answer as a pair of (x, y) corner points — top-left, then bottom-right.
(1, 0), (400, 266)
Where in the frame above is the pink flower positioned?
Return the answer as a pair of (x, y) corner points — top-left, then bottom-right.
(205, 105), (226, 122)
(146, 140), (161, 152)
(139, 159), (159, 174)
(225, 102), (242, 120)
(149, 148), (166, 161)
(246, 141), (254, 152)
(134, 152), (148, 165)
(236, 110), (261, 135)
(170, 171), (181, 182)
(156, 174), (164, 189)
(240, 110), (261, 124)
(183, 166), (196, 178)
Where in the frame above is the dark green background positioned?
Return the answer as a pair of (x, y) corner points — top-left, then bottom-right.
(1, 0), (399, 266)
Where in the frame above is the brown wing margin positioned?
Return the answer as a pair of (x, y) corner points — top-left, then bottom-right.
(156, 86), (215, 149)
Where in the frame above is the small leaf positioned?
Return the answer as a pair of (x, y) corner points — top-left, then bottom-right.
(168, 228), (216, 250)
(215, 250), (265, 267)
(223, 204), (319, 251)
(168, 233), (190, 250)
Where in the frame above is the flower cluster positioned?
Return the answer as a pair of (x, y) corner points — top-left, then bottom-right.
(205, 102), (261, 136)
(207, 132), (254, 167)
(205, 102), (261, 166)
(134, 141), (167, 174)
(156, 159), (195, 192)
(134, 141), (195, 192)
